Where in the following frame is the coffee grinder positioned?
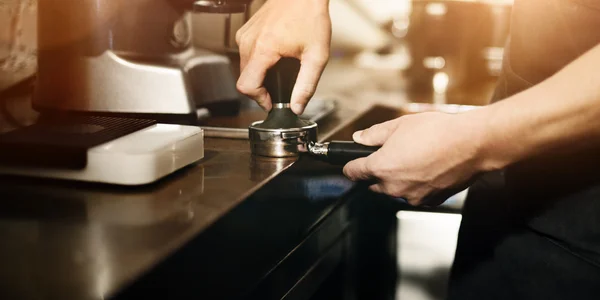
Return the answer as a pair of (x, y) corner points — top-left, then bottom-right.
(33, 0), (251, 124)
(0, 0), (253, 185)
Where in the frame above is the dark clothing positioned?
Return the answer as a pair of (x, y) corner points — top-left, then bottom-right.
(448, 0), (600, 299)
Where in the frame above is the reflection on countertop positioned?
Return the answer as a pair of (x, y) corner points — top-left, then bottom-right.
(0, 146), (297, 300)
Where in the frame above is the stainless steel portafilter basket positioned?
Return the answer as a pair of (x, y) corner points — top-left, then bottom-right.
(248, 58), (380, 164)
(248, 117), (318, 157)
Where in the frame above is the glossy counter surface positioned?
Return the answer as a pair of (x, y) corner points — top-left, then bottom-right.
(0, 144), (296, 299)
(0, 58), (495, 299)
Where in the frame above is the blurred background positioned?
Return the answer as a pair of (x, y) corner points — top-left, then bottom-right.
(0, 1), (513, 299)
(0, 0), (512, 129)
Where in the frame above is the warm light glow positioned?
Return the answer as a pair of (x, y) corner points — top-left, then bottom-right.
(354, 49), (411, 70)
(392, 17), (410, 38)
(426, 3), (448, 16)
(351, 0), (412, 25)
(423, 56), (446, 69)
(433, 72), (449, 94)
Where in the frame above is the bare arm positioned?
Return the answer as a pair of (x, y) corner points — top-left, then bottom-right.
(343, 44), (600, 205)
(477, 44), (600, 171)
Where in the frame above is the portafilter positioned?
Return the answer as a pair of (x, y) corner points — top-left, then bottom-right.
(248, 58), (380, 165)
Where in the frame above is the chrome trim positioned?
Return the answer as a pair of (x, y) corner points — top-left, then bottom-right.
(272, 103), (291, 109)
(308, 142), (329, 157)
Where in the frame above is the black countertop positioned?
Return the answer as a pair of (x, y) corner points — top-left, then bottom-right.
(0, 140), (360, 299)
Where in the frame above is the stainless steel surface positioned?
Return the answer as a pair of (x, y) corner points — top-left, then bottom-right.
(308, 142), (329, 157)
(33, 0), (239, 115)
(36, 50), (193, 114)
(273, 103), (291, 109)
(201, 98), (336, 140)
(248, 121), (318, 157)
(198, 97), (336, 139)
(201, 126), (249, 139)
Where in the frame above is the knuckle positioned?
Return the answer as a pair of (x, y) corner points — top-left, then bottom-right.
(238, 32), (251, 49)
(235, 29), (244, 46)
(236, 80), (253, 95)
(254, 33), (278, 53)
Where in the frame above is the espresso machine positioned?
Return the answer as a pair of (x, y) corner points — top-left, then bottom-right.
(0, 0), (253, 185)
(33, 0), (251, 124)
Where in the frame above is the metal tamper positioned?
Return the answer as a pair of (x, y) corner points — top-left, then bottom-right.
(249, 58), (380, 165)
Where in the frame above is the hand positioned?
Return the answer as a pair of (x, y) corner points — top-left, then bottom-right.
(343, 112), (489, 206)
(235, 0), (331, 114)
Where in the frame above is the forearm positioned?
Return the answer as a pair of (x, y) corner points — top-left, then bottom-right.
(471, 44), (600, 171)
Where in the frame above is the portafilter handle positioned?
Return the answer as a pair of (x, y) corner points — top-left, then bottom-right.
(309, 141), (381, 165)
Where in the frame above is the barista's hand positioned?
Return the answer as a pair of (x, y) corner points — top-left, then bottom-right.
(235, 0), (331, 114)
(343, 112), (489, 206)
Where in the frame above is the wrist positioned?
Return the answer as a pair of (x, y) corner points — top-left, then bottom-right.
(461, 105), (518, 172)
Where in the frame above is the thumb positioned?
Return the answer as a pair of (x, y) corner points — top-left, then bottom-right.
(353, 119), (401, 146)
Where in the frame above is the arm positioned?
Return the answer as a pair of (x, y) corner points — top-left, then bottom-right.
(235, 0), (331, 114)
(478, 44), (600, 171)
(343, 44), (600, 205)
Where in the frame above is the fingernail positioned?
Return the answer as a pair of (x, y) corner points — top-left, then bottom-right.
(292, 103), (304, 115)
(352, 131), (363, 142)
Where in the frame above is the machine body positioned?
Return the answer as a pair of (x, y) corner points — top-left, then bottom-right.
(34, 0), (251, 124)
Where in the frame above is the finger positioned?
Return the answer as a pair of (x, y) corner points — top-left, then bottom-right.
(343, 157), (374, 182)
(291, 49), (329, 114)
(238, 45), (250, 75)
(236, 28), (252, 71)
(237, 51), (280, 111)
(235, 26), (245, 47)
(369, 183), (385, 194)
(352, 119), (402, 146)
(370, 182), (408, 202)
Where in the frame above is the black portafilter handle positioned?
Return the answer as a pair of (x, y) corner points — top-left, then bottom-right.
(264, 57), (301, 105)
(320, 141), (381, 165)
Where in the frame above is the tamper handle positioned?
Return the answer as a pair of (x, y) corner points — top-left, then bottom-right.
(264, 57), (301, 104)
